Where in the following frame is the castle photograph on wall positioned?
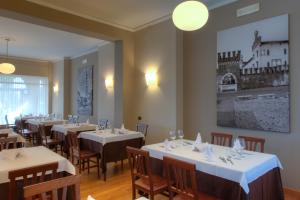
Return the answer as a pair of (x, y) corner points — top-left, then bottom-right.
(217, 14), (289, 133)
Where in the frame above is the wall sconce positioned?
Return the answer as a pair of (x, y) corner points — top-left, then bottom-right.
(53, 83), (59, 93)
(105, 76), (114, 90)
(145, 70), (158, 88)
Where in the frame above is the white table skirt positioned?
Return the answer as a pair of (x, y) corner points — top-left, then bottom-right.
(51, 123), (97, 135)
(27, 119), (67, 126)
(78, 129), (144, 145)
(0, 146), (75, 184)
(142, 140), (282, 194)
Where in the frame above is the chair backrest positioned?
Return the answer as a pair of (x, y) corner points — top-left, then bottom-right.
(0, 133), (8, 138)
(98, 119), (108, 130)
(211, 132), (233, 147)
(0, 137), (17, 151)
(126, 146), (153, 190)
(238, 136), (265, 152)
(23, 175), (80, 200)
(163, 156), (198, 200)
(66, 133), (80, 157)
(38, 125), (48, 145)
(5, 114), (9, 126)
(8, 162), (58, 200)
(136, 123), (149, 137)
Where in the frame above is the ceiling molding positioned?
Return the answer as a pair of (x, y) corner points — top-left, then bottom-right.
(26, 0), (135, 31)
(0, 54), (52, 63)
(27, 0), (239, 32)
(70, 41), (110, 59)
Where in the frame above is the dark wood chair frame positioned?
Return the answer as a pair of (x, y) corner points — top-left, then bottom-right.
(66, 133), (100, 178)
(211, 132), (233, 147)
(163, 156), (198, 200)
(8, 162), (59, 200)
(0, 137), (17, 151)
(39, 125), (63, 154)
(238, 136), (265, 152)
(127, 146), (167, 200)
(23, 175), (80, 200)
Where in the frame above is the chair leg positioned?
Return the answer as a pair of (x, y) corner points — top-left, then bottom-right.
(132, 185), (136, 200)
(87, 158), (90, 174)
(97, 155), (100, 179)
(121, 159), (124, 169)
(79, 159), (81, 174)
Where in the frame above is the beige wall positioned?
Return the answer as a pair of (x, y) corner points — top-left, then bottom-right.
(134, 20), (183, 144)
(183, 0), (300, 190)
(52, 60), (64, 117)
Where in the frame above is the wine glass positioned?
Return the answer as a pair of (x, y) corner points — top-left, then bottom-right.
(169, 131), (176, 141)
(178, 130), (184, 140)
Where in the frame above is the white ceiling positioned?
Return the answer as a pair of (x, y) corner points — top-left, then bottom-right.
(0, 16), (106, 62)
(27, 0), (238, 32)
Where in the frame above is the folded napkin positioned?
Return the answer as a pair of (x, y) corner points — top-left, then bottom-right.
(232, 139), (242, 151)
(87, 195), (95, 200)
(86, 119), (90, 124)
(121, 123), (125, 130)
(203, 143), (215, 161)
(192, 132), (202, 151)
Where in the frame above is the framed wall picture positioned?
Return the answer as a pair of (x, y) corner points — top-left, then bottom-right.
(77, 65), (93, 116)
(216, 14), (290, 133)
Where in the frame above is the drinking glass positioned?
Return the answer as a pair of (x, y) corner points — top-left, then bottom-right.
(178, 130), (184, 140)
(169, 131), (176, 140)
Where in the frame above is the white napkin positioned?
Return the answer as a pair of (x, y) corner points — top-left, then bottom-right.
(87, 195), (95, 200)
(203, 143), (215, 161)
(192, 132), (202, 150)
(233, 139), (242, 151)
(121, 123), (125, 130)
(86, 118), (90, 124)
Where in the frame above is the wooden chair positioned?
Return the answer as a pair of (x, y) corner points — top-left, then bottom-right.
(8, 162), (58, 200)
(211, 132), (233, 147)
(23, 175), (80, 200)
(126, 146), (167, 200)
(66, 133), (100, 178)
(98, 119), (109, 130)
(137, 123), (149, 146)
(163, 156), (217, 200)
(0, 133), (8, 138)
(0, 137), (17, 151)
(39, 125), (63, 154)
(16, 120), (36, 143)
(238, 136), (265, 152)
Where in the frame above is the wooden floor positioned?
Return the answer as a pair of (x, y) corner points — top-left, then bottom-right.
(78, 161), (299, 200)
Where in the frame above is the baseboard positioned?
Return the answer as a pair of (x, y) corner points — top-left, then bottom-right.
(284, 187), (300, 198)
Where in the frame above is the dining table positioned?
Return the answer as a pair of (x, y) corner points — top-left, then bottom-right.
(0, 146), (75, 200)
(52, 123), (98, 154)
(142, 139), (284, 200)
(78, 128), (144, 180)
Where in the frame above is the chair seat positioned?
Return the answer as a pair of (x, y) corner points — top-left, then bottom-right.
(174, 192), (218, 200)
(135, 175), (168, 192)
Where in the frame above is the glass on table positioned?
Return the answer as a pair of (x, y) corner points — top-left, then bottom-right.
(169, 130), (176, 140)
(178, 130), (184, 139)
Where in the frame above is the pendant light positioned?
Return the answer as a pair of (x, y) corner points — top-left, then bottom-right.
(172, 0), (209, 31)
(0, 38), (15, 74)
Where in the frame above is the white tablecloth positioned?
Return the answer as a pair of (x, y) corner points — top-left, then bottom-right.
(51, 123), (97, 135)
(78, 129), (144, 145)
(142, 140), (282, 194)
(0, 146), (75, 184)
(27, 119), (67, 126)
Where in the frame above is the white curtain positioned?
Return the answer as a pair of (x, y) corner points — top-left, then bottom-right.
(0, 74), (49, 124)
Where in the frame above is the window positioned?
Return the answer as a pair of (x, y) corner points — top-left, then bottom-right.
(0, 74), (48, 124)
